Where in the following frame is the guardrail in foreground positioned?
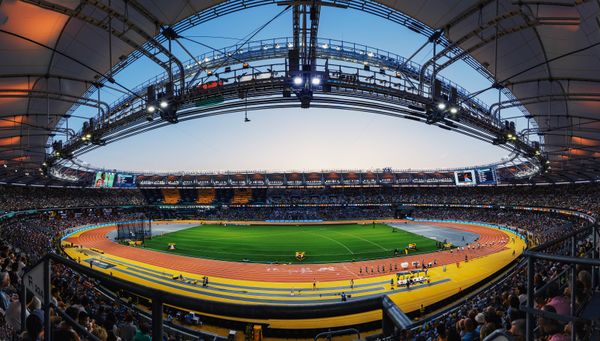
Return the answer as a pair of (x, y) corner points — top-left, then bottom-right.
(523, 223), (600, 341)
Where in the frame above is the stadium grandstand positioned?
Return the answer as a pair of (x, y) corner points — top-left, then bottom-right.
(0, 1), (600, 341)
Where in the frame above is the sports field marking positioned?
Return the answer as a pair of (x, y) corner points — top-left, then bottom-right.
(328, 230), (388, 251)
(305, 232), (355, 255)
(202, 230), (301, 242)
(143, 223), (439, 263)
(342, 264), (360, 278)
(82, 254), (453, 304)
(144, 247), (355, 258)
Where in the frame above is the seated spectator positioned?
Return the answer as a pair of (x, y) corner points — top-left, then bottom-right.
(509, 318), (525, 341)
(20, 310), (44, 341)
(538, 305), (570, 341)
(133, 322), (151, 341)
(545, 282), (570, 316)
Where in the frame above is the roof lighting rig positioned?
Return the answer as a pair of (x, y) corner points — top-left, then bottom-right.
(289, 70), (328, 108)
(146, 82), (179, 124)
(427, 82), (460, 125)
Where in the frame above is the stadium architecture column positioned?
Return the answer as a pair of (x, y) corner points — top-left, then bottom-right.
(593, 223), (600, 289)
(526, 255), (535, 341)
(152, 297), (164, 340)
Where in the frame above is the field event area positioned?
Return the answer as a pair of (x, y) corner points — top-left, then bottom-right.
(143, 223), (439, 263)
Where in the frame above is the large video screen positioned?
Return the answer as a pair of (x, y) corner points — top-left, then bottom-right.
(93, 172), (115, 188)
(475, 167), (497, 185)
(114, 174), (136, 188)
(454, 170), (476, 186)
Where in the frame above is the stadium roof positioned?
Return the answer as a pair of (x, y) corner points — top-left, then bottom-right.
(1, 0), (599, 183)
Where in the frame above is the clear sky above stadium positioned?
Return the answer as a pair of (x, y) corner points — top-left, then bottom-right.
(70, 5), (525, 172)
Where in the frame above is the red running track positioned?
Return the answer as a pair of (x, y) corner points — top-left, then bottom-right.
(66, 221), (510, 282)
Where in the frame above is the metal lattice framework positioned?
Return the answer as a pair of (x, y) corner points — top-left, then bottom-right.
(46, 36), (544, 184)
(5, 0), (599, 184)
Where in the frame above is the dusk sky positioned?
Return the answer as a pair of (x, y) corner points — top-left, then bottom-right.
(67, 5), (525, 173)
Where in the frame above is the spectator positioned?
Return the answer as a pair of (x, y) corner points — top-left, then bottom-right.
(133, 323), (151, 341)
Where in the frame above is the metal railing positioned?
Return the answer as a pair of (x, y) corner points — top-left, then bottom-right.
(20, 252), (385, 341)
(523, 221), (599, 341)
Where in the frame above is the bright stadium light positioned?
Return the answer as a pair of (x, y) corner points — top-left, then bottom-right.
(293, 76), (303, 85)
(147, 105), (156, 113)
(85, 133), (92, 139)
(437, 102), (447, 110)
(449, 107), (458, 114)
(160, 100), (169, 109)
(311, 77), (321, 85)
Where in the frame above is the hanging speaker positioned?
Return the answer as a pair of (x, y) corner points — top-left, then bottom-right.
(288, 49), (300, 73)
(146, 85), (156, 102)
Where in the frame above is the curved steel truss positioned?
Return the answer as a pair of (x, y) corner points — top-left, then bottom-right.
(49, 36), (544, 182)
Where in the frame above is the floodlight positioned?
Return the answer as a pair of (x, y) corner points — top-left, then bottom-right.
(449, 107), (458, 114)
(293, 76), (303, 85)
(160, 100), (169, 109)
(311, 77), (321, 85)
(437, 102), (446, 110)
(147, 105), (156, 113)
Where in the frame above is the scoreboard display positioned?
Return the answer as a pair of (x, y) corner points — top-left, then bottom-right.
(454, 168), (498, 186)
(454, 170), (476, 186)
(93, 172), (136, 188)
(115, 174), (136, 187)
(93, 172), (115, 188)
(475, 167), (497, 185)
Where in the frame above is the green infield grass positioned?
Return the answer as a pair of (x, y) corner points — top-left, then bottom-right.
(142, 223), (439, 263)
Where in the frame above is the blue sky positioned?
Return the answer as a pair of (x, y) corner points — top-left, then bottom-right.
(67, 5), (526, 172)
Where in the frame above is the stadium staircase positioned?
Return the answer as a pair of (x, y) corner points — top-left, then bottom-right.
(215, 189), (233, 204)
(197, 188), (216, 204)
(178, 189), (198, 204)
(162, 188), (180, 204)
(231, 188), (253, 205)
(251, 188), (268, 204)
(140, 188), (163, 204)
